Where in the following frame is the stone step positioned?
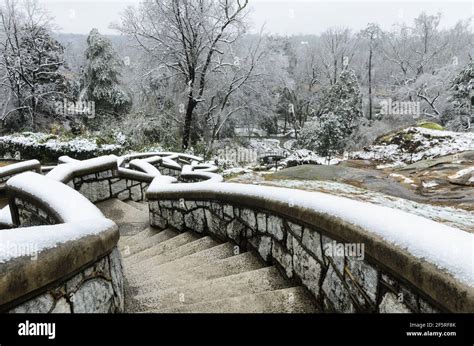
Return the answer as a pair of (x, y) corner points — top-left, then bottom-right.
(125, 200), (148, 213)
(119, 226), (163, 248)
(134, 251), (265, 295)
(125, 236), (220, 281)
(124, 231), (200, 266)
(136, 266), (291, 310)
(129, 242), (237, 289)
(124, 242), (236, 313)
(121, 229), (179, 257)
(96, 198), (148, 236)
(158, 286), (319, 313)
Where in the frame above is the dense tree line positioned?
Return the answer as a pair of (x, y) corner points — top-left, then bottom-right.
(0, 0), (472, 158)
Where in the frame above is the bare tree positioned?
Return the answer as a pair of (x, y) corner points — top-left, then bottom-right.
(118, 0), (251, 149)
(0, 0), (66, 129)
(361, 23), (380, 121)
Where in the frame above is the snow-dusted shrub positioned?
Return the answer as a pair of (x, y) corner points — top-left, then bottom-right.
(298, 114), (346, 163)
(0, 132), (122, 163)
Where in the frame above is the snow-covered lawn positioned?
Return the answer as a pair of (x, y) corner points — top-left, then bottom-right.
(352, 127), (474, 165)
(229, 173), (474, 233)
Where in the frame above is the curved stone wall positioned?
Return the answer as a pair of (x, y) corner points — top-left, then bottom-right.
(147, 182), (474, 313)
(0, 172), (123, 313)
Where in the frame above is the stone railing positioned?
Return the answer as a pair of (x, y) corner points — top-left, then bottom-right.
(118, 152), (203, 179)
(0, 160), (41, 188)
(0, 172), (123, 313)
(47, 156), (153, 203)
(146, 181), (474, 313)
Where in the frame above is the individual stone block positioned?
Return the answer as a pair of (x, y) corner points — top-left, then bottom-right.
(210, 202), (223, 217)
(130, 184), (142, 201)
(185, 201), (198, 211)
(322, 263), (355, 313)
(302, 228), (322, 259)
(379, 292), (412, 313)
(272, 240), (293, 278)
(151, 213), (167, 229)
(267, 215), (284, 241)
(184, 208), (205, 233)
(292, 239), (321, 299)
(256, 213), (266, 232)
(72, 279), (114, 313)
(321, 235), (345, 272)
(345, 257), (378, 308)
(169, 210), (184, 230)
(226, 218), (246, 241)
(51, 298), (71, 313)
(258, 236), (272, 262)
(111, 179), (127, 195)
(9, 293), (54, 313)
(223, 204), (234, 219)
(108, 248), (124, 313)
(287, 221), (303, 239)
(240, 208), (256, 229)
(79, 180), (110, 202)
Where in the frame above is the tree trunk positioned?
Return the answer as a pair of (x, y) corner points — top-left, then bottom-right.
(368, 47), (373, 121)
(182, 97), (197, 150)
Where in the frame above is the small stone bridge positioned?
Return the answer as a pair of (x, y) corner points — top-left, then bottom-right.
(0, 152), (472, 313)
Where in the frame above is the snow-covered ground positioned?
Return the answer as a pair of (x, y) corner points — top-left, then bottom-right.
(229, 172), (474, 232)
(352, 127), (474, 165)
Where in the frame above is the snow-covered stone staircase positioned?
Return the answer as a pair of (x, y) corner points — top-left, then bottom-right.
(96, 199), (318, 313)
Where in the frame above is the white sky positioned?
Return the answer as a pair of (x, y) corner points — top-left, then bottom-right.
(38, 0), (473, 35)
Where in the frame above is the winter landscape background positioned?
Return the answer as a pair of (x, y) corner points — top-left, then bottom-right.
(0, 0), (472, 319)
(0, 0), (472, 225)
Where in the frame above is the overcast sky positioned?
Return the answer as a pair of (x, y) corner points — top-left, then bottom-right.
(39, 0), (472, 35)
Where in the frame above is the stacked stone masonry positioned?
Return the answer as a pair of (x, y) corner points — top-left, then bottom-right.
(149, 199), (441, 313)
(66, 169), (149, 203)
(7, 248), (124, 313)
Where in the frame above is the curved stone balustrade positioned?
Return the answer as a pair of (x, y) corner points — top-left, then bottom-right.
(146, 181), (474, 313)
(180, 164), (224, 183)
(0, 160), (41, 188)
(0, 172), (123, 313)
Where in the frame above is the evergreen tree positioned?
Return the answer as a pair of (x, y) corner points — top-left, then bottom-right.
(451, 60), (474, 114)
(318, 69), (363, 136)
(82, 29), (131, 117)
(299, 113), (345, 163)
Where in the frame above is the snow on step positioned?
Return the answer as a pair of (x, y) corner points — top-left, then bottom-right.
(137, 266), (291, 310)
(159, 287), (318, 313)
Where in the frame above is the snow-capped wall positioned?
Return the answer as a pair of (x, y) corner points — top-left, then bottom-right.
(147, 181), (473, 313)
(0, 172), (123, 313)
